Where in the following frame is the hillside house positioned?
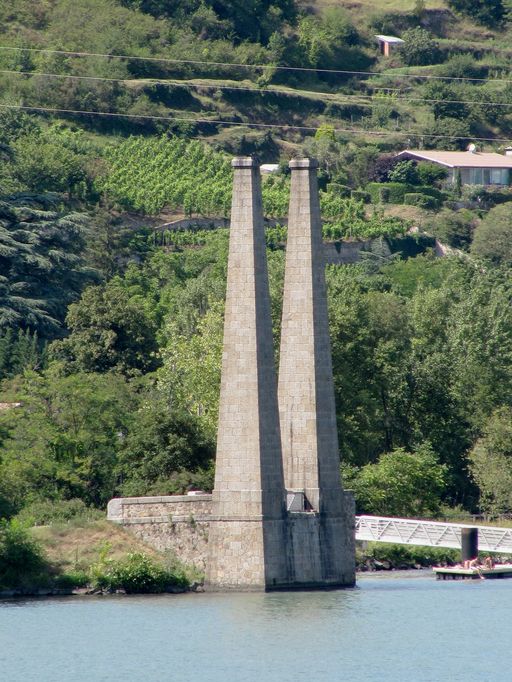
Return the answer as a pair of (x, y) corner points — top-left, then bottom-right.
(396, 148), (512, 186)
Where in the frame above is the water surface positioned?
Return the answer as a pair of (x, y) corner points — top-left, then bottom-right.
(1, 572), (510, 681)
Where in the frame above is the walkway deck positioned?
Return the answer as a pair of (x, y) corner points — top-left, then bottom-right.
(355, 515), (512, 553)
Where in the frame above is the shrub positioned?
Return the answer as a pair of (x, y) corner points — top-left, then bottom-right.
(400, 27), (441, 67)
(343, 444), (447, 518)
(416, 185), (444, 201)
(351, 190), (371, 203)
(430, 208), (476, 249)
(367, 182), (413, 204)
(326, 182), (351, 197)
(447, 0), (505, 28)
(0, 520), (49, 589)
(91, 552), (189, 593)
(404, 193), (438, 209)
(388, 160), (419, 185)
(416, 162), (449, 185)
(471, 203), (512, 265)
(15, 499), (102, 526)
(437, 54), (487, 80)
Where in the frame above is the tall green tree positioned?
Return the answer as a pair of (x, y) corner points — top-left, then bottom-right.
(0, 196), (97, 338)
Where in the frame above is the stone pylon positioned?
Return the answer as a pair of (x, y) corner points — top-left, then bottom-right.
(277, 158), (355, 585)
(206, 158), (289, 590)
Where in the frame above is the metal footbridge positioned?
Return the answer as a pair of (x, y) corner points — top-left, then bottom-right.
(355, 515), (512, 553)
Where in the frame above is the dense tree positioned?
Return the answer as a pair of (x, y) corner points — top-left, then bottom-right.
(343, 444), (447, 517)
(0, 371), (135, 508)
(468, 408), (512, 518)
(0, 196), (97, 338)
(118, 398), (214, 496)
(51, 281), (159, 376)
(447, 0), (505, 27)
(428, 209), (476, 250)
(471, 204), (512, 266)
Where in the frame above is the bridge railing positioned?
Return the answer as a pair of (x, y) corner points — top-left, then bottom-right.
(355, 515), (512, 553)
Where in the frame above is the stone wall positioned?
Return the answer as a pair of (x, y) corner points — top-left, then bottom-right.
(107, 495), (212, 571)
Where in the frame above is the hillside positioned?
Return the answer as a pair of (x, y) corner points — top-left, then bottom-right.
(1, 0), (512, 539)
(0, 0), (511, 155)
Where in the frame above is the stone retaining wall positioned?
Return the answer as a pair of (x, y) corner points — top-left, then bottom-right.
(107, 495), (212, 570)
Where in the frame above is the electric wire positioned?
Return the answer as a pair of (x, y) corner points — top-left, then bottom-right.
(1, 44), (512, 84)
(1, 69), (512, 109)
(1, 103), (510, 143)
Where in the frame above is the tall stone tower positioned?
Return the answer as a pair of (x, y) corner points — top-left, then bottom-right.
(206, 158), (289, 590)
(277, 158), (355, 585)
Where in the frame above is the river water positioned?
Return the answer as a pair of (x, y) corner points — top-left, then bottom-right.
(1, 571), (510, 681)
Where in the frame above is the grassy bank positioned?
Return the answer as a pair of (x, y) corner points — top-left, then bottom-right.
(0, 518), (201, 595)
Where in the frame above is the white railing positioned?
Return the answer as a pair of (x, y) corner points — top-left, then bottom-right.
(355, 515), (512, 553)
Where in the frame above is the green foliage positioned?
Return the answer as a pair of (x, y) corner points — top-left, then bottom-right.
(360, 542), (458, 568)
(437, 54), (487, 80)
(416, 162), (449, 186)
(97, 136), (232, 216)
(0, 196), (97, 338)
(0, 370), (135, 508)
(388, 161), (419, 185)
(0, 519), (48, 589)
(471, 204), (512, 266)
(447, 0), (505, 27)
(367, 182), (413, 204)
(429, 209), (476, 250)
(403, 193), (438, 210)
(422, 82), (469, 121)
(351, 190), (371, 203)
(15, 498), (102, 526)
(400, 27), (441, 67)
(91, 551), (188, 593)
(51, 281), (159, 376)
(344, 444), (447, 517)
(118, 400), (214, 497)
(296, 8), (370, 71)
(0, 328), (45, 380)
(468, 408), (512, 517)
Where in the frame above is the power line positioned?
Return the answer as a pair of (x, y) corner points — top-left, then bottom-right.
(1, 45), (512, 84)
(1, 103), (510, 143)
(2, 69), (512, 109)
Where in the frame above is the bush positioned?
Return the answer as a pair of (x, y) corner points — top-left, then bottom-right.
(430, 209), (476, 249)
(388, 161), (419, 185)
(367, 182), (413, 204)
(404, 193), (439, 209)
(437, 54), (487, 80)
(91, 552), (189, 593)
(447, 0), (505, 28)
(400, 27), (442, 67)
(15, 499), (102, 526)
(351, 190), (371, 203)
(0, 520), (49, 589)
(343, 444), (447, 517)
(471, 203), (512, 265)
(415, 185), (444, 201)
(326, 182), (351, 197)
(359, 542), (459, 568)
(416, 162), (449, 186)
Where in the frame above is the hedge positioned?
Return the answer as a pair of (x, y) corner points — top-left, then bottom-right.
(327, 182), (351, 198)
(351, 189), (371, 203)
(367, 182), (413, 204)
(404, 193), (439, 210)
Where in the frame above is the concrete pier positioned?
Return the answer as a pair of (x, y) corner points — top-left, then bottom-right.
(277, 158), (355, 585)
(205, 158), (289, 590)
